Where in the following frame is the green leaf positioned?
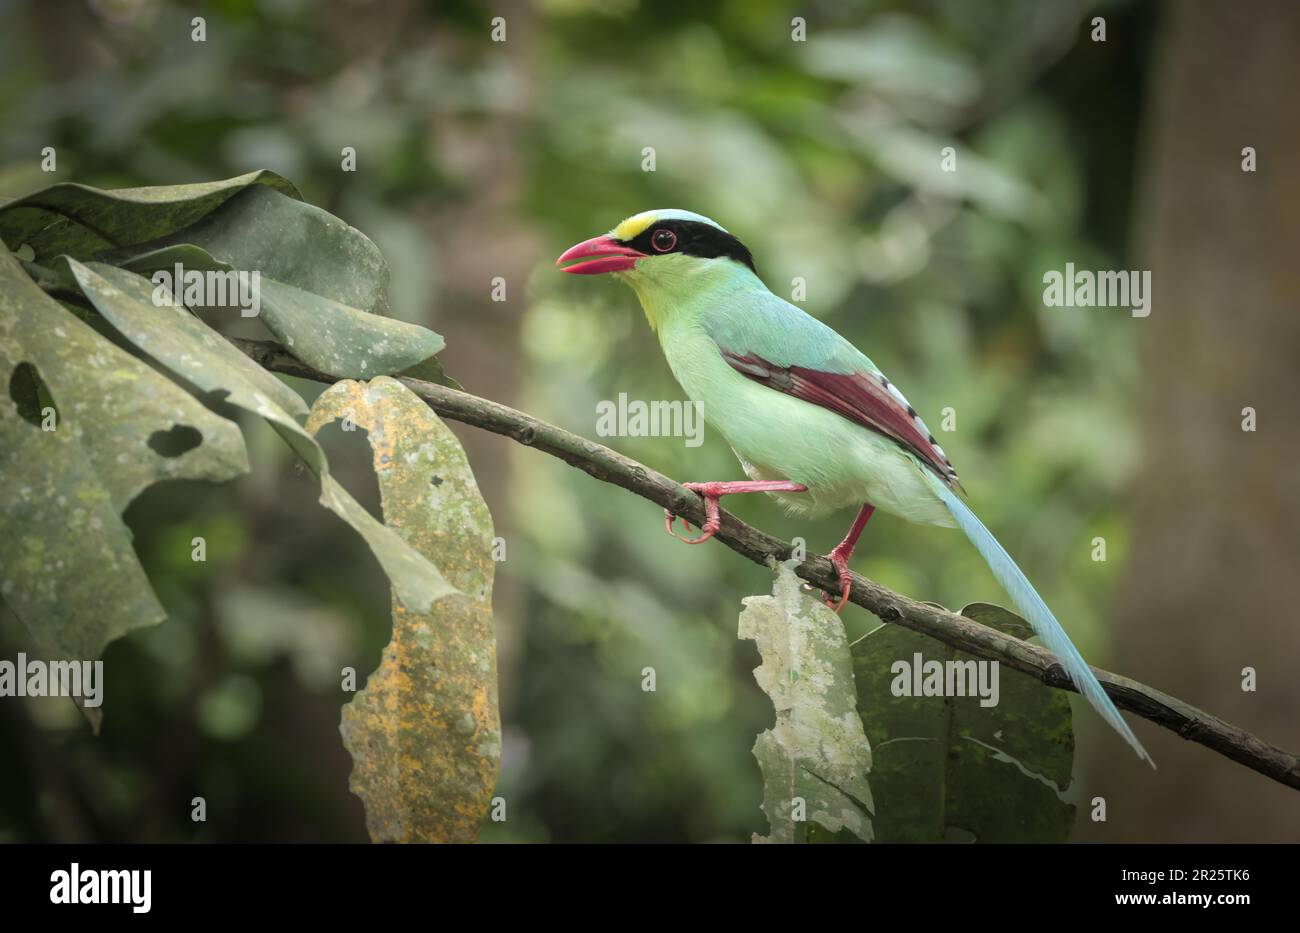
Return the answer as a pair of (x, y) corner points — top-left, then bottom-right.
(741, 560), (874, 844)
(55, 258), (457, 615)
(0, 170), (300, 264)
(393, 354), (460, 392)
(306, 377), (499, 843)
(0, 243), (249, 725)
(101, 184), (389, 313)
(95, 186), (447, 380)
(846, 602), (1076, 843)
(1, 173), (448, 379)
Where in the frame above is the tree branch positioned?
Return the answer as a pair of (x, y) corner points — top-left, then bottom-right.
(233, 338), (1300, 792)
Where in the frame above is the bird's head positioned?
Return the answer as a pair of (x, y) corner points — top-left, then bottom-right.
(556, 209), (756, 285)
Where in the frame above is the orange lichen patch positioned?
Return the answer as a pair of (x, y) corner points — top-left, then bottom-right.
(308, 377), (499, 843)
(471, 685), (492, 724)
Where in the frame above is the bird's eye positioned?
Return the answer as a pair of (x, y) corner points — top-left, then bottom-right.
(651, 228), (677, 252)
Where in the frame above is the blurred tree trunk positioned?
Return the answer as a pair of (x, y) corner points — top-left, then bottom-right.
(424, 1), (541, 716)
(1082, 0), (1300, 840)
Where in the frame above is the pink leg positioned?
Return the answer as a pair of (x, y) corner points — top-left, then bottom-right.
(665, 480), (808, 545)
(824, 503), (875, 613)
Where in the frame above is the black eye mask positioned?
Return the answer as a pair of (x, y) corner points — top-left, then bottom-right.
(624, 220), (756, 273)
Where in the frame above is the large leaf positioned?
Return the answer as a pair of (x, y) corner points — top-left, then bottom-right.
(55, 258), (457, 615)
(0, 243), (248, 723)
(101, 184), (390, 314)
(95, 186), (446, 380)
(109, 240), (452, 388)
(0, 174), (447, 381)
(847, 602), (1076, 843)
(307, 377), (499, 843)
(0, 170), (300, 264)
(741, 560), (874, 844)
(106, 237), (445, 383)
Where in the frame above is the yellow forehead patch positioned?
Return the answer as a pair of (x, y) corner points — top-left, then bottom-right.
(612, 212), (656, 242)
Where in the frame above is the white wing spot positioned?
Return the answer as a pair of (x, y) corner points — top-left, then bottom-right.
(879, 373), (959, 481)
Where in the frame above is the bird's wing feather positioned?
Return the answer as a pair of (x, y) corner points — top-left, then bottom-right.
(701, 293), (960, 488)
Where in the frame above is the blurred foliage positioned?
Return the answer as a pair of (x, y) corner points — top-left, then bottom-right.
(0, 0), (1156, 842)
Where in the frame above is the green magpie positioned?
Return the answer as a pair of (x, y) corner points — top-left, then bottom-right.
(558, 208), (1152, 765)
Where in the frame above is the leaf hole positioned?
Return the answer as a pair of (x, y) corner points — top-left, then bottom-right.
(148, 424), (203, 458)
(314, 420), (384, 522)
(9, 361), (58, 428)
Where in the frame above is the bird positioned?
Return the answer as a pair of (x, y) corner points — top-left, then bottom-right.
(557, 208), (1152, 766)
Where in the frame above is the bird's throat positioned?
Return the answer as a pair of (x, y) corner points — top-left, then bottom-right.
(621, 272), (687, 333)
(622, 261), (764, 334)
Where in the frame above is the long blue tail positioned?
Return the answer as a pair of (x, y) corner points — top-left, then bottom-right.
(923, 471), (1153, 766)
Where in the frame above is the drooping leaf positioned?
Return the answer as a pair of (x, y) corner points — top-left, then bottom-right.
(0, 243), (248, 725)
(102, 184), (389, 313)
(306, 377), (499, 843)
(93, 186), (447, 380)
(846, 602), (1076, 843)
(0, 170), (300, 263)
(741, 559), (874, 844)
(253, 275), (443, 380)
(1, 173), (448, 380)
(55, 257), (457, 614)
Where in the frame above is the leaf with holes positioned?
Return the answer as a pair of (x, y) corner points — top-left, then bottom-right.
(741, 559), (874, 844)
(55, 257), (457, 615)
(306, 377), (499, 843)
(0, 242), (248, 726)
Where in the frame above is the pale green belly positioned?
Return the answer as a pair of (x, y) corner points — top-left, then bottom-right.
(659, 325), (954, 527)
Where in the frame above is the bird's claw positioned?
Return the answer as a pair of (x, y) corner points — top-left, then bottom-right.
(664, 483), (722, 544)
(663, 510), (718, 544)
(663, 480), (810, 547)
(822, 549), (853, 614)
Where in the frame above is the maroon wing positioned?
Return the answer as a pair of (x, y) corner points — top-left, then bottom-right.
(721, 350), (961, 489)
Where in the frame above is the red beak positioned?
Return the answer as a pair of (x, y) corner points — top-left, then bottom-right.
(556, 235), (646, 275)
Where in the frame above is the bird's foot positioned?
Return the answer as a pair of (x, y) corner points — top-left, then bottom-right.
(823, 544), (855, 614)
(665, 482), (724, 544)
(664, 480), (808, 545)
(817, 503), (875, 614)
